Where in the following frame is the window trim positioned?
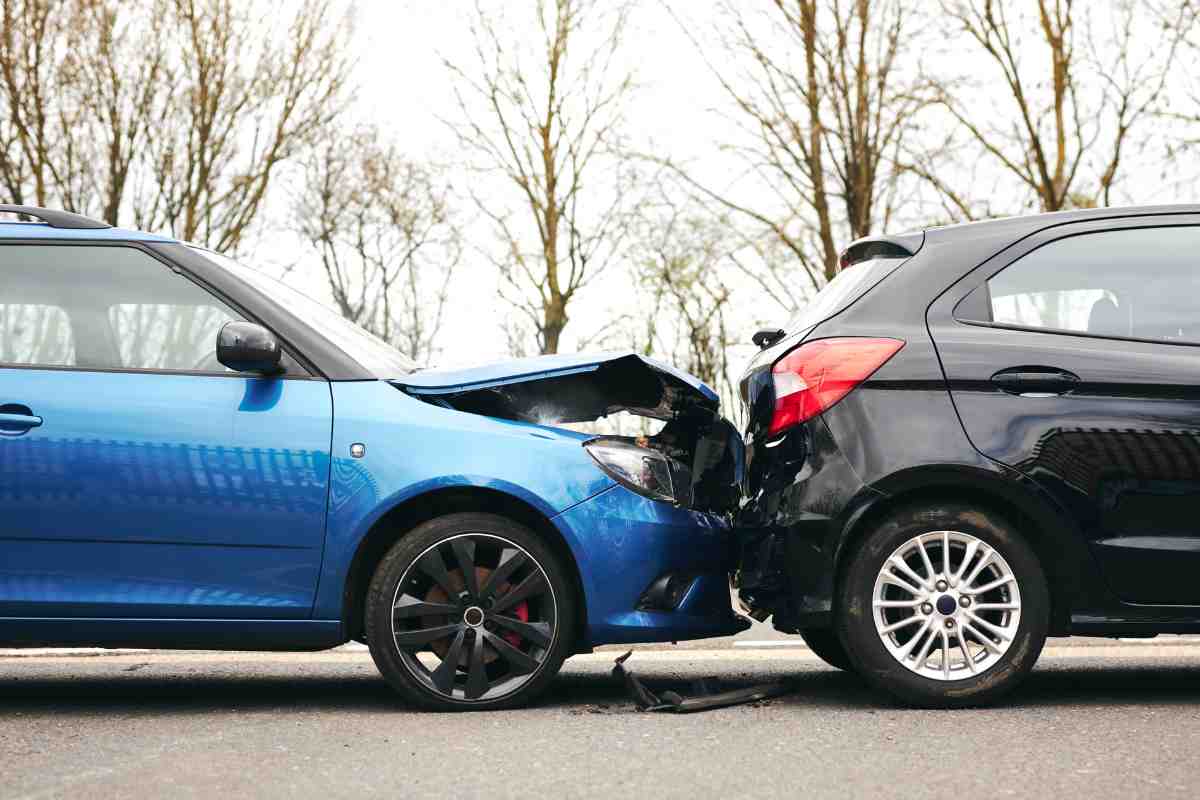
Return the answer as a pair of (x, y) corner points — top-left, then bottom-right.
(151, 242), (374, 381)
(950, 220), (1200, 349)
(958, 318), (1200, 350)
(0, 240), (318, 379)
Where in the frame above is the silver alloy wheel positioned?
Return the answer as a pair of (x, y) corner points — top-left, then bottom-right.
(871, 530), (1021, 681)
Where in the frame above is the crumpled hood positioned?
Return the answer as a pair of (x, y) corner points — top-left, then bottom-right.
(395, 351), (719, 424)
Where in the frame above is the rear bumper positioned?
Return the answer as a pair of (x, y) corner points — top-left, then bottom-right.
(553, 485), (750, 648)
(734, 415), (878, 632)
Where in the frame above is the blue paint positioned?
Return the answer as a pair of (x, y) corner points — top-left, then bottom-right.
(0, 368), (332, 619)
(314, 381), (612, 620)
(551, 483), (747, 645)
(0, 372), (744, 646)
(0, 229), (745, 652)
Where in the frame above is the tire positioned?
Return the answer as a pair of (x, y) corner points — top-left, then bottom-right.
(365, 512), (577, 711)
(835, 503), (1048, 708)
(799, 628), (854, 672)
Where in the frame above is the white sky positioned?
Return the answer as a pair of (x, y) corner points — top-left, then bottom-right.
(348, 0), (745, 368)
(262, 0), (1195, 379)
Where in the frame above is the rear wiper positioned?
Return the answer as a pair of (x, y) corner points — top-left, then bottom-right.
(752, 328), (785, 349)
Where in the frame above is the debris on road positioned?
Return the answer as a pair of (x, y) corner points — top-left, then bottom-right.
(612, 650), (795, 713)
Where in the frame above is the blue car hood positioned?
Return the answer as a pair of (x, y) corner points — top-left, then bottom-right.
(396, 351), (719, 424)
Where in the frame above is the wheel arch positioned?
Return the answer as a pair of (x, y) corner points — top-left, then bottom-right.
(340, 485), (588, 648)
(833, 466), (1101, 635)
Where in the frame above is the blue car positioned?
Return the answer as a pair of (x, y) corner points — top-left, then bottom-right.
(0, 205), (748, 710)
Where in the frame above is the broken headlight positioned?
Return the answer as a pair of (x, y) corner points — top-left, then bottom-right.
(584, 437), (693, 507)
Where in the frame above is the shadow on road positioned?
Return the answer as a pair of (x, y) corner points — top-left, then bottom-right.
(0, 658), (1199, 714)
(547, 661), (1200, 712)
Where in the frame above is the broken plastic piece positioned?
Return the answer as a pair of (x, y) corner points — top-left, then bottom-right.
(611, 650), (795, 713)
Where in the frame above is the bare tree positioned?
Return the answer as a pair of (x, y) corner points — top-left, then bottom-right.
(1152, 1), (1200, 160)
(630, 190), (739, 415)
(0, 0), (77, 208)
(296, 127), (461, 366)
(925, 0), (1191, 214)
(0, 0), (166, 221)
(444, 0), (636, 354)
(62, 0), (170, 224)
(137, 0), (354, 251)
(663, 0), (935, 286)
(0, 0), (353, 246)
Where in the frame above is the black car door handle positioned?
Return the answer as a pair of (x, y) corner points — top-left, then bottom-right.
(990, 367), (1080, 396)
(0, 411), (43, 435)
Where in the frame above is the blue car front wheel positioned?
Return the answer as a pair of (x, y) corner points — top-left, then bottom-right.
(365, 513), (577, 711)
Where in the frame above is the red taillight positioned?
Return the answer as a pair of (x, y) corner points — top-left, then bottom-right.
(768, 337), (905, 437)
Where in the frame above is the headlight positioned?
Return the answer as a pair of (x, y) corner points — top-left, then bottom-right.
(583, 437), (693, 506)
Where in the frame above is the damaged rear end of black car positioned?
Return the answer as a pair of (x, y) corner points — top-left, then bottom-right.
(735, 234), (923, 640)
(733, 228), (1056, 707)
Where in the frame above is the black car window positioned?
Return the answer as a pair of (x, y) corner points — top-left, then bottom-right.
(1, 244), (243, 371)
(984, 226), (1200, 345)
(784, 256), (909, 334)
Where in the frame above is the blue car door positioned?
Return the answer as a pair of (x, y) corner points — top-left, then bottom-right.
(0, 243), (333, 619)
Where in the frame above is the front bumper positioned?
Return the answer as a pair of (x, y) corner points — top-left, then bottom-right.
(553, 484), (750, 648)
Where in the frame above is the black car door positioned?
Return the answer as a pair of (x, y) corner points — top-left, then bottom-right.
(927, 216), (1200, 606)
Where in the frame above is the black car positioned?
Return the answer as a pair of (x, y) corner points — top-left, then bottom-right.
(735, 205), (1200, 707)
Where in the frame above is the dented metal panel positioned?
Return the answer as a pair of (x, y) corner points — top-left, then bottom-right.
(396, 351), (742, 514)
(395, 351), (719, 423)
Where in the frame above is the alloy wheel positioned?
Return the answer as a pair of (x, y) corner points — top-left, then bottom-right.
(871, 530), (1021, 681)
(390, 533), (558, 703)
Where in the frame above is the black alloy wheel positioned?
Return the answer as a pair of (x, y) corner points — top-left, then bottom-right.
(365, 513), (576, 711)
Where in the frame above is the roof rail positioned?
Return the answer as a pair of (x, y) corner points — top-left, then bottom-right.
(0, 204), (111, 230)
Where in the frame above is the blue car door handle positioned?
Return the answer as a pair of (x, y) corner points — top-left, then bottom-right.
(0, 411), (43, 435)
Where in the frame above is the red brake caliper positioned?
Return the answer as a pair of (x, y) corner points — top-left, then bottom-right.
(503, 601), (529, 648)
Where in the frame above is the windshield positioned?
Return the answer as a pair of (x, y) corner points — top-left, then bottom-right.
(785, 257), (908, 333)
(193, 247), (419, 376)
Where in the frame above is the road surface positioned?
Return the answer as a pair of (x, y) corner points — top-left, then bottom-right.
(3, 635), (1200, 798)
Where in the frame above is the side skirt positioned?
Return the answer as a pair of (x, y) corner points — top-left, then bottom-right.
(0, 618), (346, 651)
(1072, 610), (1200, 637)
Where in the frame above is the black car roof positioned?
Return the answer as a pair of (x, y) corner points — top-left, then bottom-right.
(841, 204), (1200, 272)
(925, 203), (1200, 241)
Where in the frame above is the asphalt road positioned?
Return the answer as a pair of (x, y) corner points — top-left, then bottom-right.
(4, 637), (1200, 799)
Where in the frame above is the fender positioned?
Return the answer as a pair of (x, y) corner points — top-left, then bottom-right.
(313, 473), (609, 622)
(836, 462), (1117, 629)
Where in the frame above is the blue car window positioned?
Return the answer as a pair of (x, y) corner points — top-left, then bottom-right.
(193, 247), (419, 376)
(107, 302), (239, 372)
(1, 244), (245, 372)
(0, 303), (75, 366)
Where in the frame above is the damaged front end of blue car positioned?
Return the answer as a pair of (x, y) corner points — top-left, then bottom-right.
(394, 351), (751, 647)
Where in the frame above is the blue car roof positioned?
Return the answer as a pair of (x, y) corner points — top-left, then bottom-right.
(0, 221), (175, 241)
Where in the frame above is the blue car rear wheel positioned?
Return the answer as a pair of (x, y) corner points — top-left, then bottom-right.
(365, 513), (576, 711)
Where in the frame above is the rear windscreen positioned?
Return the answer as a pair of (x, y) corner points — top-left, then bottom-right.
(784, 257), (909, 334)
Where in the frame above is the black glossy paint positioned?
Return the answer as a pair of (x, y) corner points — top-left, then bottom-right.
(736, 205), (1200, 637)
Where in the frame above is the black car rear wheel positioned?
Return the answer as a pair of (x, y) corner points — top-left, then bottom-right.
(365, 513), (576, 711)
(799, 628), (854, 672)
(835, 504), (1048, 708)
